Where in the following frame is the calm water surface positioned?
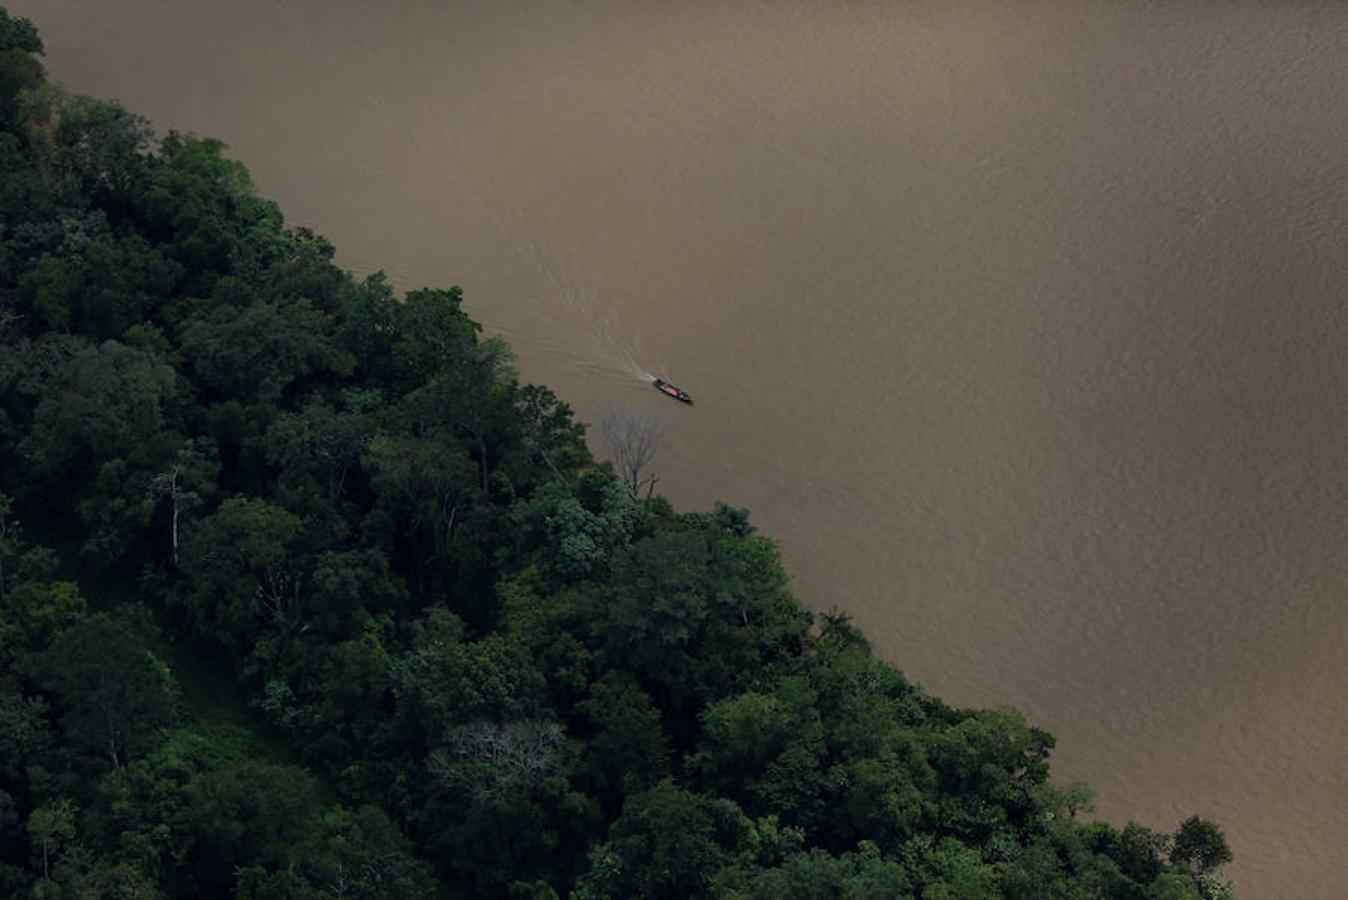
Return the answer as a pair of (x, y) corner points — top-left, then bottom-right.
(15, 2), (1348, 896)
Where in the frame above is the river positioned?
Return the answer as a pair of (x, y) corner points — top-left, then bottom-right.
(13, 2), (1348, 897)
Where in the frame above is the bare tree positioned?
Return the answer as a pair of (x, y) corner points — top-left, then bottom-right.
(597, 407), (666, 497)
(147, 463), (193, 565)
(428, 719), (565, 804)
(146, 441), (211, 565)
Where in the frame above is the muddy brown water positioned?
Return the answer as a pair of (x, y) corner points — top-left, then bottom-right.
(14, 2), (1348, 896)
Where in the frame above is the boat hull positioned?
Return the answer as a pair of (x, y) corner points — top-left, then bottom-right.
(652, 378), (694, 404)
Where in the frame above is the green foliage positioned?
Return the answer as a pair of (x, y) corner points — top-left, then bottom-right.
(393, 631), (546, 740)
(17, 255), (81, 330)
(578, 671), (671, 803)
(516, 383), (589, 476)
(577, 780), (731, 900)
(0, 13), (1235, 898)
(0, 497), (85, 664)
(1110, 823), (1170, 885)
(38, 609), (176, 768)
(266, 399), (370, 502)
(389, 285), (479, 386)
(177, 496), (304, 653)
(585, 524), (809, 712)
(144, 132), (276, 281)
(510, 466), (642, 581)
(19, 338), (176, 480)
(365, 431), (476, 562)
(711, 842), (914, 900)
(1169, 816), (1232, 876)
(690, 685), (824, 822)
(0, 9), (41, 55)
(927, 707), (1053, 841)
(21, 87), (151, 213)
(1148, 873), (1203, 900)
(26, 797), (75, 881)
(76, 235), (183, 339)
(176, 761), (323, 888)
(181, 298), (353, 404)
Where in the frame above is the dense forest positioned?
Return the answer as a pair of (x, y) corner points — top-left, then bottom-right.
(0, 11), (1234, 899)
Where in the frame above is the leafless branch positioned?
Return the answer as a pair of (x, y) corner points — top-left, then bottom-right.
(597, 407), (666, 495)
(428, 719), (565, 803)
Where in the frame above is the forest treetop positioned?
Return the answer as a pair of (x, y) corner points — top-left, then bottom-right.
(0, 9), (1233, 899)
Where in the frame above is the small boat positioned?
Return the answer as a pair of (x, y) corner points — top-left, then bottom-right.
(652, 377), (694, 405)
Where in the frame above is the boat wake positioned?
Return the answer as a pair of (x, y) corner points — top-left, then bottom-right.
(432, 123), (655, 388)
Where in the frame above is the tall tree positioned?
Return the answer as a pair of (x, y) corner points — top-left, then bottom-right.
(26, 798), (75, 882)
(146, 439), (217, 565)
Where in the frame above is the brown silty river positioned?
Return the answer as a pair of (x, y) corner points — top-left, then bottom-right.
(15, 2), (1348, 897)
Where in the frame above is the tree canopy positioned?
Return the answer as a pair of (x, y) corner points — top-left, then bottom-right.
(0, 8), (1235, 899)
